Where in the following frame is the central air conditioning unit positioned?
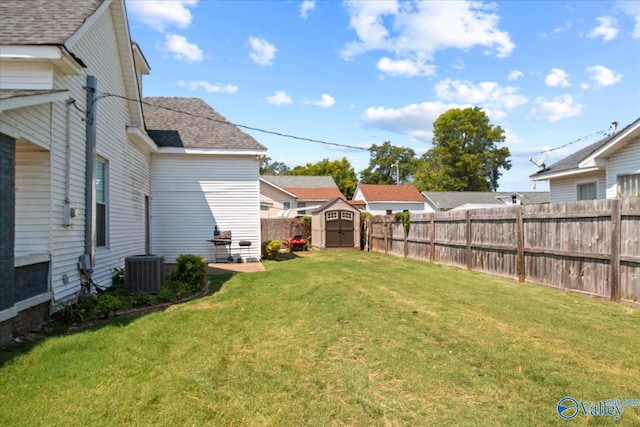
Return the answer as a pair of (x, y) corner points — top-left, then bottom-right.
(124, 255), (164, 294)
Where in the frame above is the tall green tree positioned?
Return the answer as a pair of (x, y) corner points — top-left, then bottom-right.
(290, 157), (358, 199)
(260, 156), (290, 175)
(414, 107), (511, 192)
(359, 141), (418, 185)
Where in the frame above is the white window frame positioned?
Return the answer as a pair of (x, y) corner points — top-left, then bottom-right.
(617, 173), (640, 197)
(283, 201), (291, 210)
(576, 180), (598, 201)
(96, 157), (109, 248)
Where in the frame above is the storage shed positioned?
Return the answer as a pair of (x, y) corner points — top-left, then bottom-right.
(311, 198), (360, 250)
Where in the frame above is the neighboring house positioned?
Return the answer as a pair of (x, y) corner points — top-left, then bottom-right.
(531, 117), (640, 203)
(260, 175), (345, 217)
(352, 184), (427, 215)
(0, 0), (266, 344)
(144, 97), (266, 263)
(422, 191), (550, 211)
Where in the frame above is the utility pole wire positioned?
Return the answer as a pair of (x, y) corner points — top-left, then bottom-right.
(99, 92), (371, 152)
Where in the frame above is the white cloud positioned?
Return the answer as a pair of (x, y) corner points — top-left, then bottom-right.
(545, 68), (571, 87)
(162, 34), (204, 62)
(376, 57), (436, 77)
(508, 70), (524, 81)
(586, 65), (623, 86)
(588, 16), (619, 42)
(434, 79), (527, 112)
(248, 36), (277, 66)
(452, 59), (465, 70)
(341, 0), (514, 76)
(619, 2), (640, 38)
(305, 93), (336, 108)
(300, 1), (315, 19)
(178, 80), (238, 94)
(527, 95), (584, 122)
(362, 101), (462, 140)
(126, 0), (197, 32)
(635, 16), (640, 39)
(267, 91), (292, 106)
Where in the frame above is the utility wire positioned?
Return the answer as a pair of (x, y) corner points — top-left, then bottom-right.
(90, 92), (625, 159)
(98, 92), (371, 152)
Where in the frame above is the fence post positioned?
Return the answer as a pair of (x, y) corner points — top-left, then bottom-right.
(465, 210), (472, 271)
(516, 206), (525, 282)
(610, 199), (621, 302)
(430, 214), (436, 263)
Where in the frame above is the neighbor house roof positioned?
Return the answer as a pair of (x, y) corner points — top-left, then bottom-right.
(0, 0), (105, 45)
(260, 176), (345, 200)
(143, 97), (267, 151)
(422, 191), (549, 210)
(261, 175), (338, 188)
(286, 187), (345, 200)
(531, 117), (640, 181)
(355, 184), (424, 202)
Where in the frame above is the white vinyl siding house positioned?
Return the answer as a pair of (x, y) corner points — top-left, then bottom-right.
(531, 117), (640, 202)
(548, 171), (606, 203)
(151, 155), (262, 263)
(607, 140), (640, 198)
(0, 0), (156, 341)
(352, 184), (428, 215)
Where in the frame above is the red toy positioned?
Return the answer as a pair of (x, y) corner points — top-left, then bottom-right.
(288, 234), (308, 251)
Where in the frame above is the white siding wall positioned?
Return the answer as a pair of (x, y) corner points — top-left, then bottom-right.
(606, 139), (640, 198)
(3, 4), (153, 307)
(549, 170), (606, 203)
(70, 7), (151, 289)
(0, 62), (53, 90)
(14, 140), (51, 257)
(152, 154), (261, 263)
(366, 202), (427, 216)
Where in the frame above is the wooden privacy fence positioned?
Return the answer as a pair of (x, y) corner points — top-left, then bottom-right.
(369, 198), (640, 304)
(261, 218), (311, 244)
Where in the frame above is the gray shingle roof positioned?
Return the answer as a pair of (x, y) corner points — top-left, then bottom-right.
(422, 191), (549, 210)
(261, 176), (339, 189)
(530, 136), (611, 178)
(143, 97), (266, 150)
(0, 0), (105, 45)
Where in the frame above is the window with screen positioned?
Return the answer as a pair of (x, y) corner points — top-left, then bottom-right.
(577, 182), (597, 201)
(96, 158), (108, 247)
(618, 174), (639, 197)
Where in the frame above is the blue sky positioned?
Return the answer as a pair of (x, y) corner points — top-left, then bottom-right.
(125, 0), (640, 192)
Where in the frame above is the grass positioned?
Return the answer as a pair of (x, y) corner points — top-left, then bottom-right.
(1, 250), (639, 426)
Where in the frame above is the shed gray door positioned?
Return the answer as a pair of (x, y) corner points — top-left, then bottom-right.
(325, 210), (354, 248)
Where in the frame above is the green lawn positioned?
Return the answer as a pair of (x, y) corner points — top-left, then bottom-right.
(1, 250), (639, 426)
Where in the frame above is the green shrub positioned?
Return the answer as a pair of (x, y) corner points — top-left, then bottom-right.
(166, 254), (207, 299)
(261, 240), (280, 260)
(96, 294), (123, 318)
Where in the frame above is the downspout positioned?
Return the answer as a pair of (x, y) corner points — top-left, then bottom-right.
(62, 99), (74, 226)
(84, 76), (97, 268)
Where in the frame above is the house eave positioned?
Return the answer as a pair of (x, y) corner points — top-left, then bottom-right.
(259, 177), (298, 198)
(530, 166), (602, 181)
(0, 90), (70, 112)
(127, 125), (158, 153)
(0, 46), (83, 74)
(578, 118), (640, 167)
(157, 147), (267, 156)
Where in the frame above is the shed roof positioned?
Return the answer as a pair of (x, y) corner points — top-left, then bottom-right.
(0, 0), (105, 45)
(356, 184), (424, 202)
(143, 97), (266, 150)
